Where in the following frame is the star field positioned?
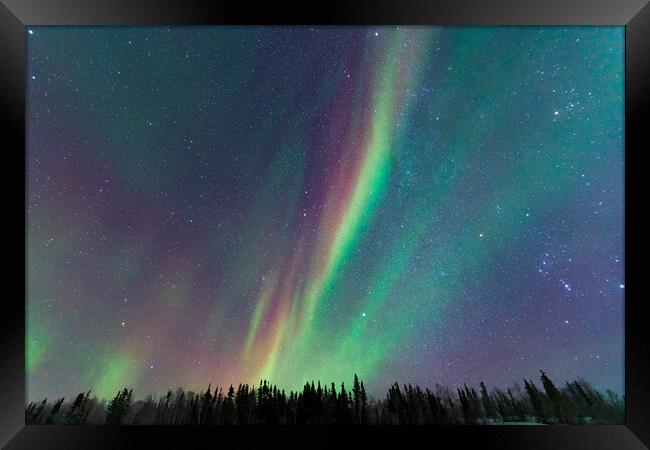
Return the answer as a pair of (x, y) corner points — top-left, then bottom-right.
(26, 26), (624, 400)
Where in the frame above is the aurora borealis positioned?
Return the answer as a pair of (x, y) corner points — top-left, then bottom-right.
(26, 26), (624, 401)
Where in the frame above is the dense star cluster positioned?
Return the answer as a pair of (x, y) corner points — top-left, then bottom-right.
(26, 26), (624, 401)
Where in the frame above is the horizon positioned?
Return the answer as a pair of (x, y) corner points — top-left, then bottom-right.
(27, 370), (621, 404)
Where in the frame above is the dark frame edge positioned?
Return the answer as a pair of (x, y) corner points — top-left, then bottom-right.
(0, 0), (26, 448)
(0, 0), (649, 25)
(1, 0), (648, 448)
(625, 1), (650, 447)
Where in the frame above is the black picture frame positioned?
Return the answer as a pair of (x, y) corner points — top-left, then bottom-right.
(2, 0), (648, 448)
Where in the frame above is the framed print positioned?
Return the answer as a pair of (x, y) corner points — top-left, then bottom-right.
(1, 0), (648, 448)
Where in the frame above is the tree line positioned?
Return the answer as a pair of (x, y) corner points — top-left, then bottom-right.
(26, 371), (623, 425)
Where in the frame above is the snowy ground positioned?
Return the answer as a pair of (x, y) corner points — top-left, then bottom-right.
(500, 422), (547, 426)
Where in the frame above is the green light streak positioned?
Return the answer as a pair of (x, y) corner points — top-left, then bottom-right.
(302, 36), (402, 324)
(93, 350), (139, 400)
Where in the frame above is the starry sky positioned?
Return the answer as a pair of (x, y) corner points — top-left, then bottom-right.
(26, 26), (624, 401)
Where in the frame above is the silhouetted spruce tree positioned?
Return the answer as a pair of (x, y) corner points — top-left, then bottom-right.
(458, 387), (477, 424)
(524, 379), (547, 422)
(26, 399), (48, 424)
(540, 371), (560, 398)
(190, 392), (199, 424)
(64, 391), (92, 424)
(359, 380), (368, 424)
(338, 382), (350, 423)
(424, 388), (442, 424)
(603, 389), (624, 424)
(573, 379), (594, 408)
(297, 382), (311, 424)
(328, 383), (338, 423)
(315, 381), (323, 422)
(171, 390), (183, 425)
(540, 370), (571, 423)
(222, 385), (235, 424)
(44, 397), (65, 425)
(271, 383), (280, 424)
(479, 382), (497, 421)
(469, 386), (483, 422)
(106, 388), (132, 425)
(234, 384), (244, 424)
(492, 389), (509, 421)
(199, 384), (213, 425)
(286, 391), (296, 425)
(154, 390), (171, 424)
(386, 383), (400, 424)
(507, 388), (527, 422)
(404, 384), (415, 424)
(352, 374), (362, 424)
(571, 379), (598, 422)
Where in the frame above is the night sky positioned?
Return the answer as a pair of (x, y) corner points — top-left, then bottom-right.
(26, 26), (624, 401)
